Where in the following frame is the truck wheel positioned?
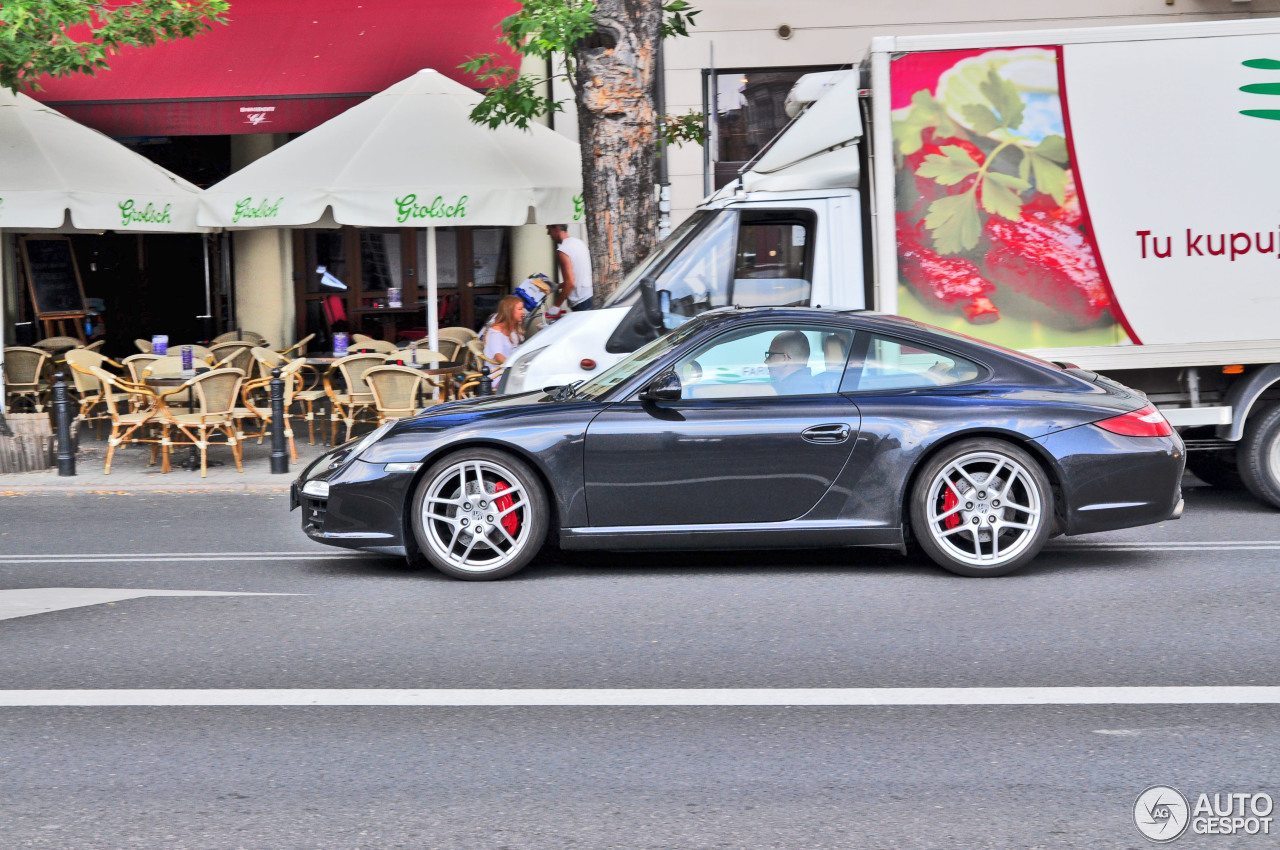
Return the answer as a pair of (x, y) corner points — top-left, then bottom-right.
(910, 438), (1053, 577)
(1238, 401), (1280, 509)
(1184, 450), (1244, 490)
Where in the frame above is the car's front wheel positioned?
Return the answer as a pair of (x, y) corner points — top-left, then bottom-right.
(910, 439), (1053, 577)
(411, 448), (549, 580)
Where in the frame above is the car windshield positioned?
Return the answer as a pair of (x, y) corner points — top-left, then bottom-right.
(603, 210), (728, 308)
(572, 318), (708, 400)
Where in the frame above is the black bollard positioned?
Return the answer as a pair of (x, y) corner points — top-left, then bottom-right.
(52, 371), (76, 477)
(269, 367), (288, 474)
(479, 365), (493, 396)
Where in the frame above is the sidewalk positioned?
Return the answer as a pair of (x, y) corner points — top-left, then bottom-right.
(0, 426), (331, 494)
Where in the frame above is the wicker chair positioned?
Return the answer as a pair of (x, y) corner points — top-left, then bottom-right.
(157, 368), (245, 477)
(86, 366), (165, 474)
(252, 348), (325, 444)
(435, 326), (479, 362)
(365, 365), (435, 425)
(84, 340), (106, 353)
(277, 333), (316, 358)
(134, 338), (154, 354)
(65, 349), (128, 438)
(351, 338), (398, 355)
(324, 353), (384, 443)
(173, 344), (217, 365)
(234, 360), (305, 464)
(122, 354), (161, 382)
(210, 342), (255, 375)
(33, 336), (83, 355)
(3, 346), (51, 412)
(212, 330), (268, 346)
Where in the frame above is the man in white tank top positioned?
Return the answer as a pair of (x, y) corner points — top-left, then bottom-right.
(547, 224), (594, 311)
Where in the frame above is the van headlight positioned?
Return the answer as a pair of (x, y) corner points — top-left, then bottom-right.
(504, 345), (547, 394)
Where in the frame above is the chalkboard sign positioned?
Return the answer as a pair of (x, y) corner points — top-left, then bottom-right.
(20, 237), (86, 318)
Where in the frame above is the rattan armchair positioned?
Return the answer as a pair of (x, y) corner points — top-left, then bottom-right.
(365, 365), (434, 425)
(276, 333), (316, 358)
(65, 349), (128, 438)
(33, 336), (83, 355)
(86, 365), (165, 474)
(324, 353), (384, 443)
(3, 346), (51, 412)
(252, 348), (325, 443)
(157, 368), (245, 477)
(134, 338), (154, 353)
(210, 342), (255, 375)
(434, 326), (478, 362)
(351, 338), (399, 355)
(234, 359), (305, 463)
(212, 330), (268, 346)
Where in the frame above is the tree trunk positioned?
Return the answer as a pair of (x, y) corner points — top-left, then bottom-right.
(573, 0), (661, 299)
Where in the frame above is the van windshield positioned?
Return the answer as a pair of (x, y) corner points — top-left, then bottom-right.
(603, 210), (736, 309)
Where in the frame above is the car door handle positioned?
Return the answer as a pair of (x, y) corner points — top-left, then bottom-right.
(801, 423), (851, 444)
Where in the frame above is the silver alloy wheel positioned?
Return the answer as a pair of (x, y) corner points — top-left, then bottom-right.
(923, 450), (1043, 569)
(419, 458), (531, 574)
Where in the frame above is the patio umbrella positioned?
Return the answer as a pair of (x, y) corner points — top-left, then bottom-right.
(0, 87), (208, 411)
(198, 69), (583, 353)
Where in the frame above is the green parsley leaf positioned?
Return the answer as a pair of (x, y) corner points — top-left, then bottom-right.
(915, 145), (981, 186)
(924, 193), (983, 254)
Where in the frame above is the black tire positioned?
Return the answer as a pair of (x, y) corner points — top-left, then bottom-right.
(909, 438), (1054, 577)
(1238, 401), (1280, 510)
(1184, 450), (1245, 490)
(410, 447), (549, 580)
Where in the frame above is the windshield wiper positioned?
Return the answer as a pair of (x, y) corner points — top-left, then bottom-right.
(549, 381), (583, 401)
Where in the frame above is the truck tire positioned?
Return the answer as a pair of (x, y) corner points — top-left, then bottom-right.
(1184, 450), (1244, 491)
(1238, 401), (1280, 509)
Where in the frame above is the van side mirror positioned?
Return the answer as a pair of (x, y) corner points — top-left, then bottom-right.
(639, 371), (682, 402)
(640, 279), (665, 333)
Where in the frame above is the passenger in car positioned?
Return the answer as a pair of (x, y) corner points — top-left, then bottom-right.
(765, 330), (825, 395)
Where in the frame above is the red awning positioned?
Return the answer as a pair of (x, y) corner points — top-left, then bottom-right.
(29, 0), (520, 137)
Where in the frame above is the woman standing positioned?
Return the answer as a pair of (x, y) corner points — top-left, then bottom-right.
(482, 295), (526, 365)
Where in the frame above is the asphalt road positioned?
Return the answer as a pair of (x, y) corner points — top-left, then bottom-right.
(0, 482), (1277, 848)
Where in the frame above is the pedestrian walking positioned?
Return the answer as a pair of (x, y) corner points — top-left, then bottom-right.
(546, 224), (594, 313)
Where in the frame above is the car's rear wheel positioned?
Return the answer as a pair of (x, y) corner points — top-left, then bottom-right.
(411, 448), (549, 580)
(910, 439), (1053, 577)
(1238, 401), (1280, 509)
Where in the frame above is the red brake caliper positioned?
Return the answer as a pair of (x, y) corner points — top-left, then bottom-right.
(493, 481), (518, 536)
(942, 486), (960, 530)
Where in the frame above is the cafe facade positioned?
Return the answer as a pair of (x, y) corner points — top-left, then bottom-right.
(11, 0), (555, 353)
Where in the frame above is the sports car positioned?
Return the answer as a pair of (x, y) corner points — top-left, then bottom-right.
(292, 308), (1184, 579)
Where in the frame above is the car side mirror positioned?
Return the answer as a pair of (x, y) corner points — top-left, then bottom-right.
(639, 371), (682, 402)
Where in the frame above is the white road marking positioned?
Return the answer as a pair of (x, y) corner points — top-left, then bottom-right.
(0, 687), (1278, 707)
(0, 552), (367, 565)
(0, 589), (296, 621)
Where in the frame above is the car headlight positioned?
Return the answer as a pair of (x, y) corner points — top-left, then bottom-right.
(504, 345), (547, 394)
(301, 480), (330, 498)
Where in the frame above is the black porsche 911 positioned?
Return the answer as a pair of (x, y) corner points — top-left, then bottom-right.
(292, 308), (1184, 580)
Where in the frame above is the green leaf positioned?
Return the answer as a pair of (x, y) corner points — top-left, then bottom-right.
(985, 171), (1031, 192)
(979, 68), (1024, 130)
(979, 172), (1024, 221)
(1033, 134), (1069, 164)
(915, 145), (981, 186)
(959, 103), (1001, 136)
(1025, 151), (1067, 204)
(1018, 148), (1032, 183)
(924, 193), (983, 254)
(892, 90), (957, 156)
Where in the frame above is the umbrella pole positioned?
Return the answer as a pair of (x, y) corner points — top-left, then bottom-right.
(200, 235), (213, 341)
(426, 225), (439, 354)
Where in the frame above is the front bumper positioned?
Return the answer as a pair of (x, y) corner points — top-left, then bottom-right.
(292, 454), (418, 556)
(1035, 423), (1185, 536)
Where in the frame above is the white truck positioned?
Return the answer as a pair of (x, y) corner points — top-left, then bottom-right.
(501, 18), (1280, 508)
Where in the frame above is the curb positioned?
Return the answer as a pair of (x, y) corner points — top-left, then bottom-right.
(0, 481), (292, 495)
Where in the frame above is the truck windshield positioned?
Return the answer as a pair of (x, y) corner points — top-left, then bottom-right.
(602, 210), (738, 310)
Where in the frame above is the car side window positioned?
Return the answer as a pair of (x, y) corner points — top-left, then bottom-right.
(673, 324), (855, 400)
(842, 335), (982, 393)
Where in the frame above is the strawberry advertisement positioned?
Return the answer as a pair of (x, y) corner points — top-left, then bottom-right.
(891, 47), (1132, 349)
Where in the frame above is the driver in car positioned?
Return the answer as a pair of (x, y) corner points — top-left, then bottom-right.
(765, 331), (823, 395)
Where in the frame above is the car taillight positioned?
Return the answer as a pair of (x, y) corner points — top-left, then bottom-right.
(1093, 405), (1172, 437)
